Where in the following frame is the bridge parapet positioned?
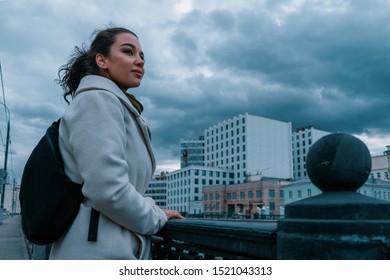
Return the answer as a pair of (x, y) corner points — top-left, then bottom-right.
(277, 133), (390, 259)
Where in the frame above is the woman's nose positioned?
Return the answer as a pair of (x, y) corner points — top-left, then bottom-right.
(135, 57), (145, 67)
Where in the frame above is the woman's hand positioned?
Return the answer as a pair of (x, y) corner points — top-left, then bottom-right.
(162, 209), (185, 220)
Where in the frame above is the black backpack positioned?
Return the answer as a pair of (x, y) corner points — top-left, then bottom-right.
(19, 119), (99, 245)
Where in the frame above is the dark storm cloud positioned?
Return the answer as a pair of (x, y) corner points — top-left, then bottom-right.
(158, 2), (390, 139)
(1, 0), (390, 181)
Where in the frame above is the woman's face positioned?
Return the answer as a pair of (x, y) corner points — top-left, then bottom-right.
(97, 32), (145, 91)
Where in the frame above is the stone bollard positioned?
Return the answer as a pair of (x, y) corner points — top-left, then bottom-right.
(277, 133), (390, 259)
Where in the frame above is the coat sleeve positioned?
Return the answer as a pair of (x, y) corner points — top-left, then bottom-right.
(62, 90), (167, 235)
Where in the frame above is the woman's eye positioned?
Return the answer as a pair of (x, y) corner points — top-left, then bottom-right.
(124, 49), (134, 55)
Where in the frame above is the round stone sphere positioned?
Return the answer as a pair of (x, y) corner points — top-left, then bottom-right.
(306, 133), (371, 192)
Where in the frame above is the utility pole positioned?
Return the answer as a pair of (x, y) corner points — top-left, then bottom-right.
(0, 62), (10, 225)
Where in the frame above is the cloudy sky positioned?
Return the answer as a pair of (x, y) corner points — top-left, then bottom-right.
(0, 0), (389, 182)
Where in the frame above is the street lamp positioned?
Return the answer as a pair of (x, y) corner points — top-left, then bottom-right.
(257, 167), (270, 176)
(0, 101), (10, 224)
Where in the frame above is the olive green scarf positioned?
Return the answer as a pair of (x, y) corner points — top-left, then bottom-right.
(124, 92), (151, 140)
(124, 92), (144, 114)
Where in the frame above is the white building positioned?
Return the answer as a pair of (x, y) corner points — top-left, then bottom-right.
(370, 145), (390, 181)
(145, 172), (167, 208)
(292, 126), (330, 180)
(358, 178), (390, 200)
(283, 177), (390, 205)
(283, 177), (322, 205)
(204, 113), (293, 184)
(166, 165), (234, 214)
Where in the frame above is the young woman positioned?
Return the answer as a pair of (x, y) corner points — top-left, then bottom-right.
(49, 27), (183, 260)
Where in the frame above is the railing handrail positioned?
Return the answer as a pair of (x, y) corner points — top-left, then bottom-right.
(155, 218), (277, 259)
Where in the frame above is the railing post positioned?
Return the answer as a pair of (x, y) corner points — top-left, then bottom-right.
(277, 133), (390, 259)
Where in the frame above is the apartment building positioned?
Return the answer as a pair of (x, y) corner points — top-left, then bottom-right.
(180, 136), (205, 168)
(166, 165), (234, 214)
(204, 113), (293, 184)
(145, 172), (167, 208)
(292, 126), (330, 180)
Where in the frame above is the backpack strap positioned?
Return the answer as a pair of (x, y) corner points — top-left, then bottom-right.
(87, 208), (100, 242)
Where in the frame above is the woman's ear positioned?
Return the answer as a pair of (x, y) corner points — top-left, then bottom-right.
(95, 53), (108, 69)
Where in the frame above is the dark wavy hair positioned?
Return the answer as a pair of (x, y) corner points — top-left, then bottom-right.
(56, 27), (138, 103)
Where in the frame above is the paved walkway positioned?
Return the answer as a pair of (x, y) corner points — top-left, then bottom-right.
(0, 215), (31, 260)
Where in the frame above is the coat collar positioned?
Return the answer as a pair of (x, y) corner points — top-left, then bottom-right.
(75, 75), (156, 172)
(75, 75), (140, 117)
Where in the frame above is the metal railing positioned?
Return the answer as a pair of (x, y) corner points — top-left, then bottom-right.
(153, 219), (277, 260)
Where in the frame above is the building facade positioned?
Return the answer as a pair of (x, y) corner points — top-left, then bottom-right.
(204, 113), (293, 184)
(283, 177), (390, 205)
(202, 177), (290, 217)
(166, 165), (234, 214)
(292, 126), (330, 180)
(282, 177), (322, 205)
(145, 172), (168, 208)
(180, 136), (205, 168)
(370, 145), (390, 181)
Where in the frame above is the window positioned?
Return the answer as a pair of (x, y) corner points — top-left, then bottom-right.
(248, 191), (253, 199)
(269, 189), (275, 197)
(240, 192), (245, 199)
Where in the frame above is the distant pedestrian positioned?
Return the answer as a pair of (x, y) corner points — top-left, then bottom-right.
(256, 205), (262, 219)
(49, 26), (183, 260)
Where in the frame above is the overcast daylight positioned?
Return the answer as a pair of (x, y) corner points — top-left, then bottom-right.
(0, 0), (390, 182)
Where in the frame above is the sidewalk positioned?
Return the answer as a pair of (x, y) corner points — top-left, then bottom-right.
(0, 215), (31, 260)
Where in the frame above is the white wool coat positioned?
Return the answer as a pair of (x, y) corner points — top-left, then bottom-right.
(49, 75), (167, 259)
